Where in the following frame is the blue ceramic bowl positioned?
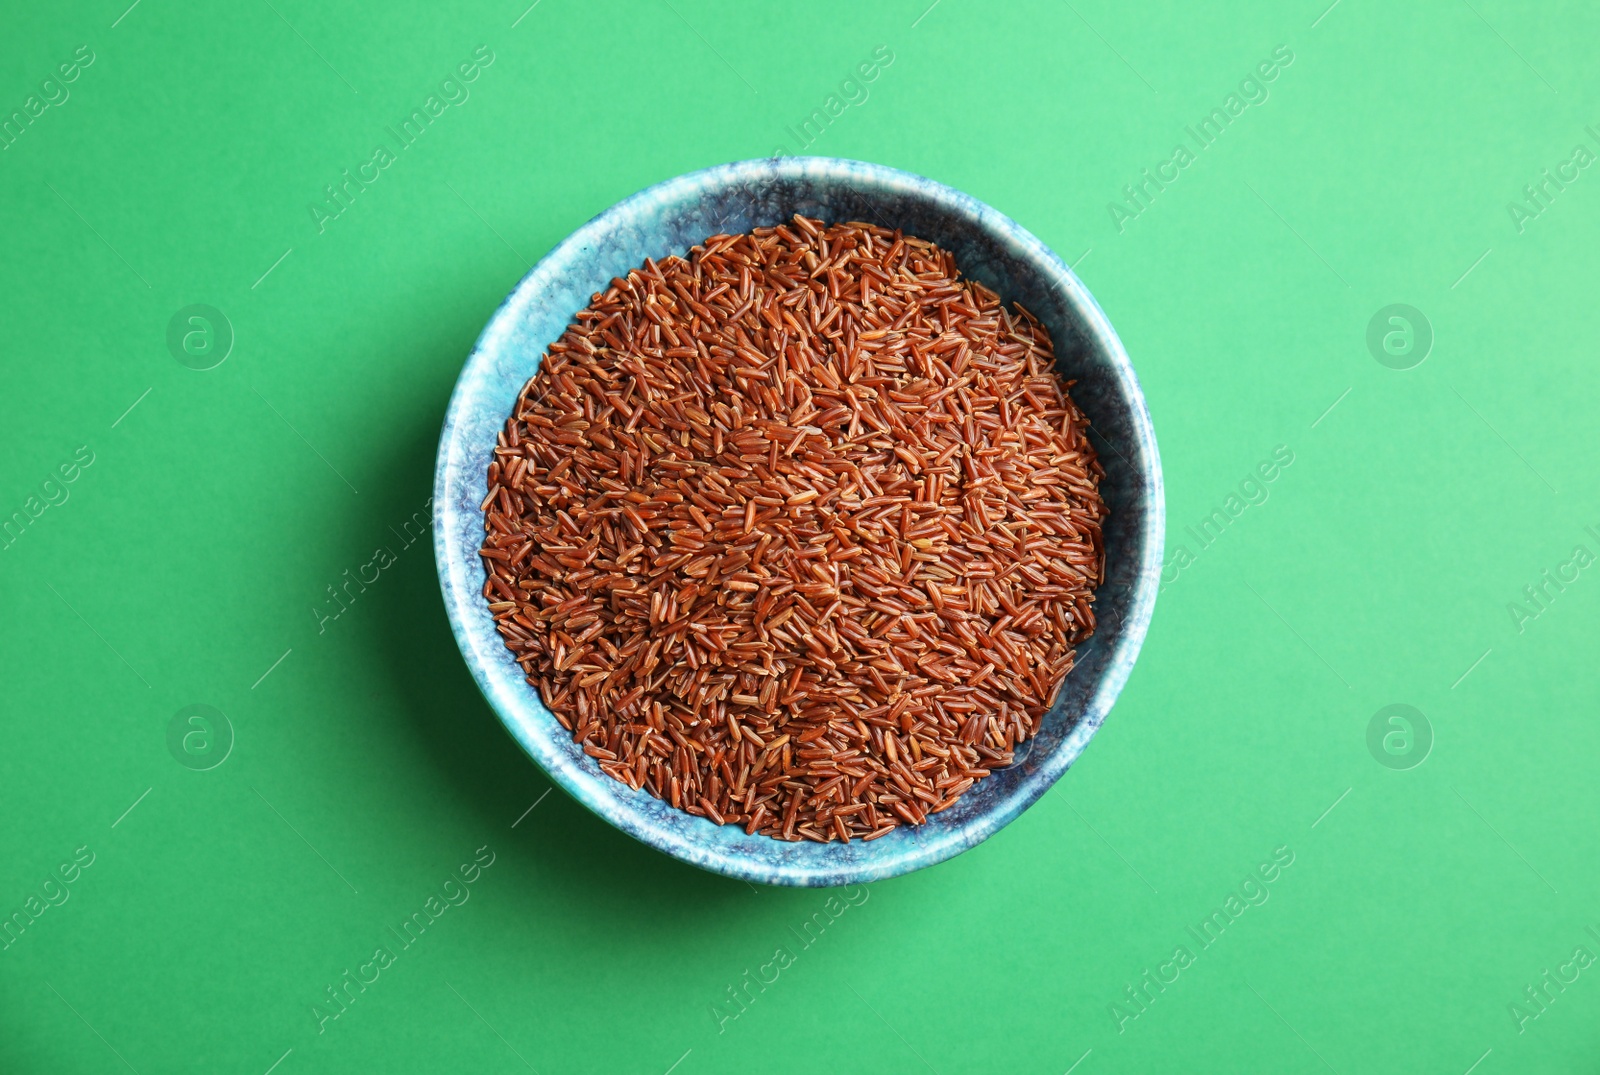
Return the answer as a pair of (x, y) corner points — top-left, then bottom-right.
(434, 157), (1163, 887)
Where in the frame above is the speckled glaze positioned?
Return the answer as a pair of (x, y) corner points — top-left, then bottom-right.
(434, 157), (1163, 887)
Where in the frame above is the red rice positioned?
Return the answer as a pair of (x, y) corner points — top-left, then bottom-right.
(480, 216), (1106, 842)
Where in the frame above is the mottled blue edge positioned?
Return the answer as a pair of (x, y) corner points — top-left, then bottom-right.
(433, 157), (1164, 887)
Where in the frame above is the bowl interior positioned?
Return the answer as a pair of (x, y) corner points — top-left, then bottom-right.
(434, 157), (1163, 886)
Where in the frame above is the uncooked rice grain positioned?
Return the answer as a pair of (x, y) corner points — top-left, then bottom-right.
(480, 215), (1106, 843)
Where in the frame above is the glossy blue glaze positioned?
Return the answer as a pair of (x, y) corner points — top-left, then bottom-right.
(434, 157), (1163, 887)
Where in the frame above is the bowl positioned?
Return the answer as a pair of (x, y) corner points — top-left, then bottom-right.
(434, 157), (1163, 887)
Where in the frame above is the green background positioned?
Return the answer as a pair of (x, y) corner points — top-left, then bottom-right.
(2, 0), (1597, 1071)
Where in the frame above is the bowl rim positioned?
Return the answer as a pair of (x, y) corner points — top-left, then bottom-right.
(434, 156), (1163, 886)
